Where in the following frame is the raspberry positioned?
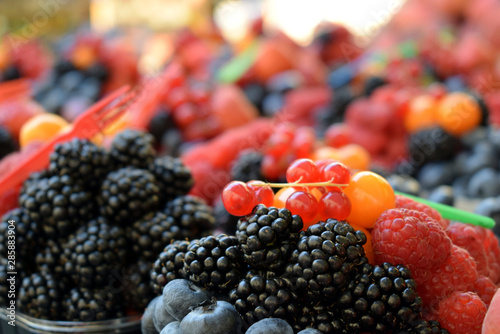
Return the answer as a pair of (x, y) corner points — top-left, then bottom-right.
(437, 291), (486, 334)
(479, 228), (500, 284)
(472, 275), (497, 306)
(395, 195), (449, 230)
(418, 246), (479, 307)
(372, 208), (453, 276)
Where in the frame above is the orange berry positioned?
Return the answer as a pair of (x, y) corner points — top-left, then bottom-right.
(311, 146), (342, 162)
(19, 113), (69, 148)
(404, 94), (438, 133)
(350, 223), (374, 264)
(337, 144), (370, 171)
(343, 171), (395, 229)
(436, 92), (481, 136)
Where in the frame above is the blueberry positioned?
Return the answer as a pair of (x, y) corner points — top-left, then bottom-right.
(162, 279), (211, 321)
(262, 92), (284, 117)
(474, 197), (500, 237)
(328, 65), (355, 89)
(154, 294), (175, 332)
(467, 168), (500, 198)
(461, 127), (488, 149)
(245, 318), (294, 334)
(179, 298), (242, 334)
(243, 83), (266, 112)
(297, 329), (323, 334)
(417, 162), (456, 190)
(386, 174), (420, 196)
(427, 185), (455, 206)
(160, 321), (183, 334)
(142, 296), (160, 334)
(59, 70), (85, 92)
(452, 174), (471, 198)
(266, 70), (302, 94)
(444, 75), (467, 92)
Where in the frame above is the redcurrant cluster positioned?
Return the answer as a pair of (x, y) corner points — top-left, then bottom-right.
(222, 158), (352, 230)
(261, 123), (316, 180)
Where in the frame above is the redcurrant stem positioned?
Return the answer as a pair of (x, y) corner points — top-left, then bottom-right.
(254, 178), (348, 189)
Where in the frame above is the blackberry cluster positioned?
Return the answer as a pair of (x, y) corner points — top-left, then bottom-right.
(36, 239), (65, 278)
(164, 195), (215, 238)
(110, 129), (156, 168)
(127, 211), (181, 261)
(49, 138), (114, 190)
(63, 286), (125, 321)
(337, 263), (423, 333)
(98, 167), (161, 225)
(236, 204), (303, 274)
(0, 125), (16, 159)
(149, 156), (194, 201)
(228, 271), (299, 326)
(19, 174), (96, 238)
(0, 260), (15, 307)
(285, 219), (368, 302)
(18, 272), (66, 320)
(0, 208), (40, 268)
(61, 218), (127, 288)
(184, 235), (243, 293)
(230, 151), (266, 182)
(150, 240), (190, 294)
(293, 304), (341, 334)
(123, 259), (155, 312)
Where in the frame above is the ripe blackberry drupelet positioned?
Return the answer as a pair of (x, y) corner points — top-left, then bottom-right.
(293, 303), (341, 334)
(285, 219), (368, 303)
(395, 319), (450, 334)
(49, 138), (114, 190)
(164, 195), (215, 238)
(62, 217), (127, 288)
(36, 239), (65, 278)
(230, 151), (266, 182)
(18, 271), (65, 320)
(149, 156), (194, 201)
(123, 259), (155, 312)
(150, 240), (191, 294)
(127, 211), (182, 261)
(98, 167), (162, 225)
(229, 271), (299, 326)
(184, 235), (243, 293)
(63, 286), (125, 321)
(0, 208), (41, 268)
(236, 204), (303, 274)
(19, 174), (96, 238)
(337, 262), (423, 333)
(110, 129), (156, 169)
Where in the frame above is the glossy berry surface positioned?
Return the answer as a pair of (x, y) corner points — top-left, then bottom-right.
(286, 158), (319, 183)
(285, 190), (318, 224)
(222, 181), (257, 216)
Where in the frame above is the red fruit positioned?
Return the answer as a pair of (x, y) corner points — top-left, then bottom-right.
(210, 84), (259, 131)
(473, 275), (497, 307)
(318, 190), (351, 221)
(418, 246), (479, 307)
(285, 190), (318, 224)
(395, 195), (449, 229)
(437, 291), (486, 334)
(286, 158), (319, 184)
(247, 181), (274, 207)
(222, 181), (257, 216)
(324, 123), (351, 148)
(345, 98), (394, 132)
(321, 161), (350, 185)
(372, 209), (453, 274)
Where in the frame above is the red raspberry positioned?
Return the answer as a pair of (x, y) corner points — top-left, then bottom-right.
(478, 228), (500, 284)
(418, 246), (479, 307)
(372, 208), (453, 275)
(395, 195), (449, 229)
(473, 275), (498, 307)
(437, 291), (486, 334)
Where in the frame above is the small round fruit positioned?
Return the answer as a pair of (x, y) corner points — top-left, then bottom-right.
(343, 171), (395, 229)
(436, 92), (481, 136)
(321, 161), (350, 185)
(404, 94), (438, 133)
(222, 181), (257, 216)
(285, 191), (318, 224)
(247, 181), (274, 207)
(349, 223), (374, 264)
(286, 158), (319, 183)
(19, 113), (69, 148)
(337, 144), (370, 171)
(318, 190), (351, 221)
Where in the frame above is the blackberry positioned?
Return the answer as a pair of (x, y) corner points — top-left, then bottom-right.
(48, 138), (113, 190)
(98, 167), (162, 225)
(19, 174), (96, 238)
(395, 319), (450, 334)
(228, 271), (299, 326)
(61, 217), (127, 288)
(123, 258), (155, 312)
(0, 260), (17, 307)
(164, 195), (215, 238)
(293, 303), (341, 334)
(110, 129), (156, 168)
(18, 271), (65, 320)
(0, 126), (16, 159)
(236, 204), (303, 274)
(36, 239), (65, 278)
(63, 286), (125, 321)
(0, 208), (40, 269)
(407, 127), (459, 171)
(21, 169), (53, 192)
(364, 76), (386, 96)
(184, 235), (243, 293)
(150, 240), (190, 294)
(127, 211), (182, 261)
(148, 109), (175, 144)
(337, 262), (423, 333)
(284, 219), (368, 302)
(230, 151), (265, 182)
(149, 156), (193, 201)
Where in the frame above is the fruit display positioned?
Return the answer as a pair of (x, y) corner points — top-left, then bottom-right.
(1, 1), (500, 333)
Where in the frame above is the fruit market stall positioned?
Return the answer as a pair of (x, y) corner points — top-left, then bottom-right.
(0, 1), (500, 334)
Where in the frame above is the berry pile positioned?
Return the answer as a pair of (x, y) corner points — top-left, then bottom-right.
(0, 130), (214, 321)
